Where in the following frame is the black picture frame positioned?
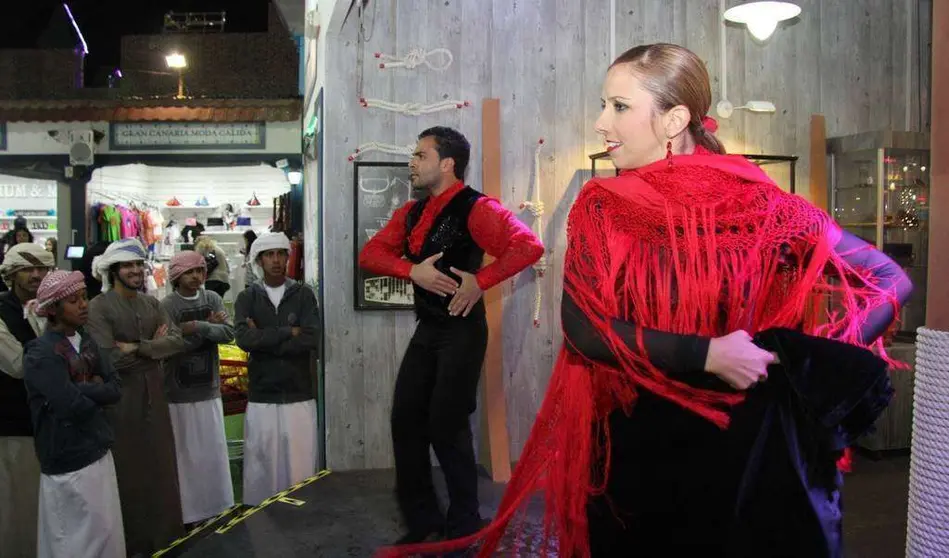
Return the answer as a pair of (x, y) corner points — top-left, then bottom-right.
(353, 161), (417, 311)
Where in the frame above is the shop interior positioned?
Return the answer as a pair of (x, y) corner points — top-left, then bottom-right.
(0, 172), (65, 271)
(84, 162), (298, 307)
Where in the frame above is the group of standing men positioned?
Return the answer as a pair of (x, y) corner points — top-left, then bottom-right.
(0, 230), (321, 557)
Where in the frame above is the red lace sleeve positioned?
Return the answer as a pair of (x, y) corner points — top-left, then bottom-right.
(468, 197), (544, 290)
(357, 203), (414, 280)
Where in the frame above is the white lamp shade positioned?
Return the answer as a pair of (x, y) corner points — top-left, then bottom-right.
(746, 18), (778, 40)
(287, 171), (303, 185)
(724, 2), (801, 41)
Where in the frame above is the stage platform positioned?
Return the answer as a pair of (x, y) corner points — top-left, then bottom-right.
(153, 453), (909, 558)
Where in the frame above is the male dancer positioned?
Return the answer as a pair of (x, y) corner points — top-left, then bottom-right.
(359, 126), (543, 543)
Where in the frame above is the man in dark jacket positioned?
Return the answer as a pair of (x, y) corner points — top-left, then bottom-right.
(234, 232), (321, 505)
(0, 243), (53, 557)
(25, 270), (125, 557)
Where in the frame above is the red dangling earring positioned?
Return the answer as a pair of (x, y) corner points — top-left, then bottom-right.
(666, 140), (674, 167)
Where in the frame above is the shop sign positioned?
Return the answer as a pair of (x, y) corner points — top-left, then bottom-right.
(0, 183), (57, 198)
(109, 122), (266, 151)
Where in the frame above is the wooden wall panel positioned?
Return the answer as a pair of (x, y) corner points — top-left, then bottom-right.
(319, 0), (932, 470)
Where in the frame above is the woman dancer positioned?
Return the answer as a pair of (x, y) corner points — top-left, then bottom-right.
(380, 43), (911, 558)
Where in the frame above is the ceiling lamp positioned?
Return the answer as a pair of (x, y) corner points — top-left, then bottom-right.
(724, 1), (801, 41)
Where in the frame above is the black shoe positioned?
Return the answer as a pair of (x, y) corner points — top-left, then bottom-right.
(395, 527), (443, 545)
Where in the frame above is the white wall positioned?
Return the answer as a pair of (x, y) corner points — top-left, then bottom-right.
(87, 163), (291, 208)
(4, 121), (301, 156)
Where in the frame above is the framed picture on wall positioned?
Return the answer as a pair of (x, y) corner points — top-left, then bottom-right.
(353, 161), (420, 311)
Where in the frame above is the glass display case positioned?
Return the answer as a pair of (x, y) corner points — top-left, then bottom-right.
(828, 131), (930, 338)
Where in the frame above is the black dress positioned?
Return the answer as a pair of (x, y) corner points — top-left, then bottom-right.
(563, 294), (892, 558)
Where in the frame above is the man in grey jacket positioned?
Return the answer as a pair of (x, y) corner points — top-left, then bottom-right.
(160, 251), (235, 525)
(234, 232), (321, 505)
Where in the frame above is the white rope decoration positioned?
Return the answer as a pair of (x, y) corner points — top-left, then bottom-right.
(359, 97), (470, 116)
(347, 142), (414, 162)
(518, 139), (547, 328)
(374, 48), (453, 71)
(906, 326), (949, 557)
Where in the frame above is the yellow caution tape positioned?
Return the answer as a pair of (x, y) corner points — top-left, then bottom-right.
(151, 469), (331, 556)
(151, 505), (241, 557)
(215, 469), (332, 534)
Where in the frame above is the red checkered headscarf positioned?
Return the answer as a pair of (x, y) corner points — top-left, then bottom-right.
(32, 270), (86, 317)
(169, 250), (207, 283)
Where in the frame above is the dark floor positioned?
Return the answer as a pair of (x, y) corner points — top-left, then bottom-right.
(168, 452), (909, 558)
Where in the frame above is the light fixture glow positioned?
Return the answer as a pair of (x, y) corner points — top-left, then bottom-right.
(716, 100), (776, 118)
(287, 171), (303, 185)
(724, 1), (801, 41)
(165, 53), (187, 69)
(62, 3), (89, 55)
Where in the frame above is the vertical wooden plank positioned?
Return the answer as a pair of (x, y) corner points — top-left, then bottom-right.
(925, 0), (949, 330)
(809, 114), (829, 210)
(480, 98), (512, 482)
(584, 0), (612, 154)
(719, 4), (747, 153)
(358, 0), (400, 470)
(920, 0), (933, 132)
(322, 18), (366, 471)
(460, 0), (493, 464)
(790, 0), (823, 196)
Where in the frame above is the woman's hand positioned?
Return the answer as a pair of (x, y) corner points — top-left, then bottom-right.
(705, 330), (776, 390)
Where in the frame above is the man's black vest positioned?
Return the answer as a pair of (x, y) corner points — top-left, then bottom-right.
(0, 291), (38, 436)
(404, 186), (486, 322)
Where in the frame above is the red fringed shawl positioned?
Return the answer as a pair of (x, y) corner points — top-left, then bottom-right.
(376, 152), (900, 558)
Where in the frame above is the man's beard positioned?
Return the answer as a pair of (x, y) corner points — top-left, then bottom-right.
(116, 273), (143, 292)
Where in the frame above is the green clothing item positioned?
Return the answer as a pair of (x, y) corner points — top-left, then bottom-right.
(100, 206), (121, 242)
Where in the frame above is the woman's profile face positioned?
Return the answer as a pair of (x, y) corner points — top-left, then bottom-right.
(595, 65), (667, 170)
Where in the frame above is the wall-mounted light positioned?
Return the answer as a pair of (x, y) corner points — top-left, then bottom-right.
(287, 171), (303, 185)
(716, 100), (777, 119)
(724, 1), (801, 42)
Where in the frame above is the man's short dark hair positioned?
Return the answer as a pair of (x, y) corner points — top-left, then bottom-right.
(418, 126), (470, 181)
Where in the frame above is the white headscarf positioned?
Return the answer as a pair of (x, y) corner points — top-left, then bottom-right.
(0, 243), (54, 288)
(91, 238), (148, 292)
(249, 232), (290, 281)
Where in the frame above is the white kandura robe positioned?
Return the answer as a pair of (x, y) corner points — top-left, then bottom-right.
(37, 451), (125, 558)
(0, 436), (41, 558)
(242, 400), (319, 506)
(168, 398), (234, 523)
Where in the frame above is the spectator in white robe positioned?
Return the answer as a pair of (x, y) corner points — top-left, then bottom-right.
(160, 250), (235, 525)
(24, 271), (125, 558)
(234, 232), (321, 505)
